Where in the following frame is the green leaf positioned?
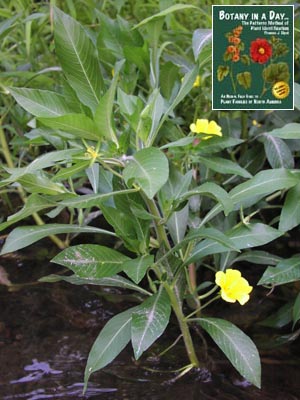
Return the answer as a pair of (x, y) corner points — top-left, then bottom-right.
(3, 149), (79, 181)
(53, 160), (91, 181)
(17, 172), (68, 195)
(293, 293), (300, 328)
(40, 274), (151, 295)
(160, 137), (195, 149)
(189, 223), (282, 263)
(261, 135), (294, 169)
(178, 182), (233, 216)
(58, 188), (139, 209)
(0, 194), (56, 232)
(258, 256), (300, 286)
(0, 224), (115, 255)
(0, 13), (20, 40)
(94, 60), (124, 145)
(131, 287), (171, 359)
(294, 82), (300, 110)
(152, 65), (199, 146)
(198, 318), (261, 388)
(231, 250), (282, 266)
(196, 137), (243, 155)
(9, 87), (76, 117)
(86, 163), (99, 194)
(197, 156), (252, 178)
(279, 183), (300, 232)
(53, 7), (103, 113)
(167, 205), (189, 244)
(39, 114), (101, 141)
(259, 302), (293, 329)
(123, 255), (154, 284)
(267, 123), (300, 139)
(230, 169), (298, 209)
(123, 147), (169, 199)
(52, 244), (130, 278)
(84, 307), (136, 392)
(192, 29), (212, 60)
(202, 169), (299, 226)
(133, 4), (198, 29)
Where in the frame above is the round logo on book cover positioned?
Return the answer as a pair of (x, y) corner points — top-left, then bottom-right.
(272, 81), (290, 100)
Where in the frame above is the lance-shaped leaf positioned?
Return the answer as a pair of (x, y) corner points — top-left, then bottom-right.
(53, 7), (103, 113)
(201, 169), (299, 226)
(3, 149), (80, 181)
(9, 87), (77, 117)
(58, 188), (139, 209)
(39, 114), (101, 141)
(258, 256), (300, 286)
(94, 60), (124, 145)
(261, 135), (294, 169)
(131, 287), (171, 359)
(293, 293), (300, 329)
(52, 244), (130, 278)
(192, 29), (212, 60)
(279, 183), (300, 232)
(198, 318), (261, 388)
(0, 194), (56, 232)
(123, 255), (154, 284)
(17, 172), (68, 195)
(133, 4), (198, 29)
(84, 307), (136, 392)
(197, 155), (252, 178)
(0, 225), (115, 255)
(177, 182), (233, 216)
(188, 223), (282, 264)
(40, 274), (151, 296)
(267, 123), (300, 139)
(123, 147), (169, 199)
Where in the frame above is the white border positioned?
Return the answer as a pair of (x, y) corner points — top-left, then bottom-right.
(212, 4), (295, 110)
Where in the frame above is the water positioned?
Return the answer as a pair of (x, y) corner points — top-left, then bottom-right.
(1, 245), (300, 399)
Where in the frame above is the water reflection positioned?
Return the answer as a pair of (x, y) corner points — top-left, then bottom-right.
(10, 359), (62, 384)
(4, 383), (117, 399)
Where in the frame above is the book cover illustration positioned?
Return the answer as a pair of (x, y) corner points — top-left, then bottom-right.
(212, 5), (294, 110)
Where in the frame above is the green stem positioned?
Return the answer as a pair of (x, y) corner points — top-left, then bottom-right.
(145, 195), (199, 367)
(163, 282), (200, 367)
(230, 64), (236, 93)
(143, 197), (171, 250)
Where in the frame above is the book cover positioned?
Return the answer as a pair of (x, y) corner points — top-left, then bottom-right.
(212, 5), (294, 110)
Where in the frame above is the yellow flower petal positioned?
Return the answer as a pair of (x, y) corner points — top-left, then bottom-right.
(189, 119), (222, 139)
(215, 271), (225, 286)
(215, 269), (252, 305)
(207, 121), (222, 136)
(193, 75), (201, 88)
(220, 289), (236, 303)
(190, 123), (197, 132)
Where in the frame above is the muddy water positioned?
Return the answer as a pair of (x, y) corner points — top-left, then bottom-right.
(1, 245), (300, 399)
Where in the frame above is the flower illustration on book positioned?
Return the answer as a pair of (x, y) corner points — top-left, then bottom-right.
(217, 25), (251, 93)
(250, 38), (272, 64)
(217, 31), (290, 99)
(250, 36), (290, 98)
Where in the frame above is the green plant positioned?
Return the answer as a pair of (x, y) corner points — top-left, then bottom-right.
(1, 2), (300, 393)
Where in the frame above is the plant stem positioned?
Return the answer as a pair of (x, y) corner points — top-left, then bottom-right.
(163, 282), (200, 367)
(0, 122), (66, 250)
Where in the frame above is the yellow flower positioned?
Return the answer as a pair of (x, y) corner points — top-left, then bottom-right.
(193, 75), (201, 88)
(189, 119), (222, 140)
(215, 269), (253, 305)
(85, 146), (99, 160)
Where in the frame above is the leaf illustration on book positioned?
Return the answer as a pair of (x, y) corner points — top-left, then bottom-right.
(237, 72), (251, 90)
(217, 65), (230, 81)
